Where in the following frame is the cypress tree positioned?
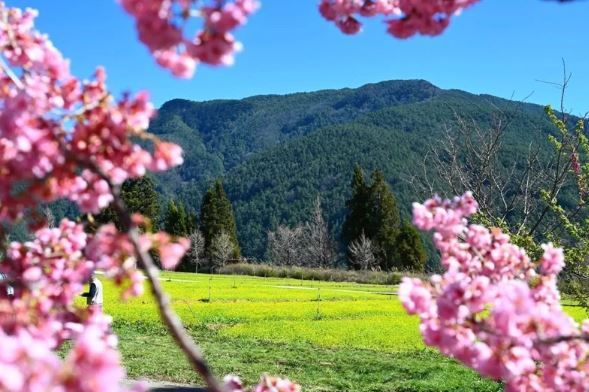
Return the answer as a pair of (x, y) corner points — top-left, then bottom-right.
(93, 176), (159, 231)
(394, 221), (427, 272)
(163, 199), (199, 271)
(184, 209), (198, 235)
(164, 199), (188, 237)
(200, 180), (240, 259)
(367, 170), (401, 271)
(341, 164), (371, 262)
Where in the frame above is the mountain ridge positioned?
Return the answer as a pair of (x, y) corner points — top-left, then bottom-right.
(148, 79), (560, 265)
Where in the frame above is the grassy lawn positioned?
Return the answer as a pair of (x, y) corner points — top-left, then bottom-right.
(100, 272), (504, 391)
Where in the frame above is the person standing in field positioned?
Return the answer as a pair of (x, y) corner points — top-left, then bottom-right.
(81, 272), (103, 311)
(0, 272), (14, 297)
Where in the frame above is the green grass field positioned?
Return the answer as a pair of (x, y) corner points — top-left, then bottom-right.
(95, 272), (588, 391)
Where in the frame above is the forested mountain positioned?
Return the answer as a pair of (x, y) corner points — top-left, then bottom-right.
(147, 79), (561, 266)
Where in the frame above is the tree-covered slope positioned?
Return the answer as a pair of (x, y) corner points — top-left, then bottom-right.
(149, 79), (440, 177)
(149, 80), (561, 264)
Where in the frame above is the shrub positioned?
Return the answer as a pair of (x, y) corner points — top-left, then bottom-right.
(219, 263), (406, 285)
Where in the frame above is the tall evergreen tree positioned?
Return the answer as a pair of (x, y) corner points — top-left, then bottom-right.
(164, 200), (188, 236)
(163, 199), (199, 271)
(393, 221), (427, 272)
(184, 209), (198, 234)
(367, 170), (401, 271)
(94, 176), (159, 231)
(342, 166), (402, 270)
(200, 180), (240, 258)
(341, 164), (370, 258)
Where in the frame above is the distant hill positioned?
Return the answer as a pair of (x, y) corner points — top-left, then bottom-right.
(148, 80), (560, 266)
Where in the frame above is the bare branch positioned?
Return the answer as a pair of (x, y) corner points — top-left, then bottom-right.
(0, 56), (24, 90)
(538, 334), (589, 345)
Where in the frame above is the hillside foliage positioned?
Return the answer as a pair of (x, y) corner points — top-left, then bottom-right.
(145, 80), (563, 269)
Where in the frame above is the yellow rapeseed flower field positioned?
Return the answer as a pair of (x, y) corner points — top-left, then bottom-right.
(87, 271), (585, 391)
(95, 271), (587, 353)
(97, 271), (424, 352)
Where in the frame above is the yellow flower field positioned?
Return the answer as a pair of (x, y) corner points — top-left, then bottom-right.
(90, 271), (586, 391)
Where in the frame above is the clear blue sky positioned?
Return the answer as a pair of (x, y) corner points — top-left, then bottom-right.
(10, 1), (589, 112)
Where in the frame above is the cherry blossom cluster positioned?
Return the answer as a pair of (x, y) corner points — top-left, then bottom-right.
(319, 0), (478, 37)
(0, 325), (137, 392)
(1, 220), (92, 342)
(0, 4), (184, 222)
(86, 218), (189, 298)
(120, 0), (259, 78)
(224, 375), (301, 392)
(570, 151), (588, 201)
(0, 220), (139, 391)
(0, 216), (192, 391)
(400, 192), (589, 391)
(0, 2), (301, 390)
(0, 2), (188, 390)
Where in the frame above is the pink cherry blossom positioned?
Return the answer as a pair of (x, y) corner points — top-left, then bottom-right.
(540, 243), (565, 276)
(255, 375), (301, 392)
(318, 0), (478, 38)
(152, 232), (191, 270)
(401, 192), (589, 390)
(120, 0), (259, 78)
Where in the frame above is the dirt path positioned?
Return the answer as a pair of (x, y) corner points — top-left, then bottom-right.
(125, 380), (204, 391)
(147, 382), (204, 391)
(268, 284), (397, 296)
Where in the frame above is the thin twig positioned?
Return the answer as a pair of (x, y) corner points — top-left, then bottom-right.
(0, 56), (24, 89)
(538, 334), (589, 345)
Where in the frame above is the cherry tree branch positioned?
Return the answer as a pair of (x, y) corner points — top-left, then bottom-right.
(0, 55), (24, 90)
(538, 334), (589, 345)
(83, 158), (225, 392)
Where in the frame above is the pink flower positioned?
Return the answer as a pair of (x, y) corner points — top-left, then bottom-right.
(254, 375), (301, 392)
(504, 346), (535, 378)
(154, 50), (197, 79)
(403, 192), (589, 390)
(120, 0), (258, 77)
(540, 243), (565, 276)
(336, 17), (362, 34)
(62, 326), (127, 391)
(150, 142), (184, 171)
(318, 0), (478, 38)
(224, 375), (244, 392)
(399, 277), (433, 316)
(152, 233), (190, 269)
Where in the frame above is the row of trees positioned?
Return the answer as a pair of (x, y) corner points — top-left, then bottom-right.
(93, 177), (240, 272)
(342, 165), (426, 272)
(94, 167), (425, 273)
(265, 165), (426, 272)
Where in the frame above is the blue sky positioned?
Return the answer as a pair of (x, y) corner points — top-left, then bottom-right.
(10, 1), (589, 112)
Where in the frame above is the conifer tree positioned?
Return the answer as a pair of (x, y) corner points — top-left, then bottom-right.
(200, 180), (240, 259)
(164, 199), (188, 237)
(393, 221), (427, 272)
(367, 170), (401, 271)
(162, 199), (199, 271)
(183, 208), (198, 235)
(342, 164), (370, 255)
(94, 175), (159, 231)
